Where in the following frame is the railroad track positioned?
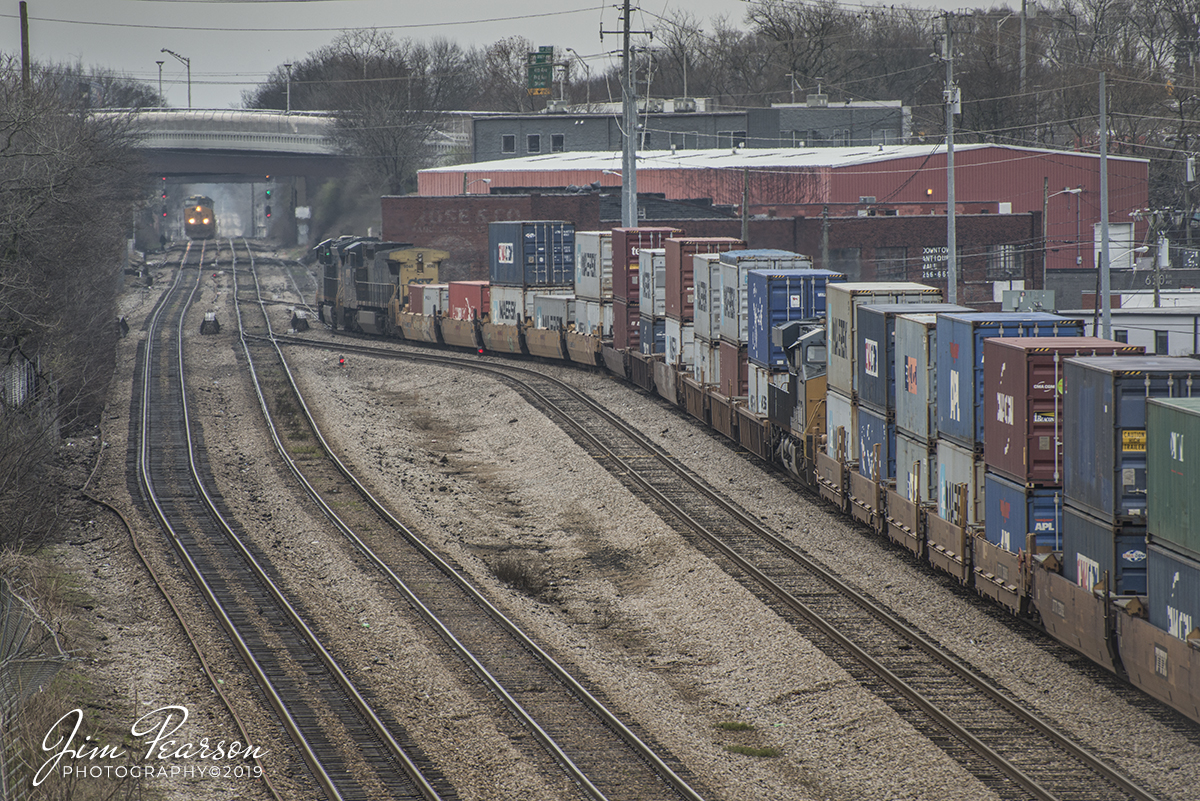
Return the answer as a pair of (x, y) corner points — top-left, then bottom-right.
(272, 327), (1163, 801)
(232, 240), (710, 801)
(132, 239), (446, 801)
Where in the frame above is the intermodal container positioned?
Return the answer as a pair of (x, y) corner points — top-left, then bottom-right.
(858, 404), (896, 480)
(1064, 356), (1200, 523)
(937, 312), (1083, 449)
(693, 254), (723, 341)
(718, 250), (813, 343)
(578, 299), (613, 338)
(896, 431), (937, 504)
(984, 337), (1144, 486)
(695, 335), (720, 386)
(856, 303), (971, 416)
(639, 315), (665, 355)
(490, 285), (571, 326)
(614, 299), (640, 351)
(826, 387), (858, 459)
(533, 294), (575, 330)
(748, 269), (848, 369)
(448, 280), (490, 322)
(665, 317), (695, 367)
(612, 227), (681, 302)
(1147, 540), (1200, 640)
(421, 283), (449, 316)
(936, 437), (986, 526)
(895, 313), (939, 442)
(827, 282), (943, 398)
(638, 248), (667, 317)
(1147, 396), (1200, 556)
(407, 282), (424, 315)
(1063, 504), (1147, 595)
(984, 471), (1063, 553)
(574, 231), (612, 301)
(719, 339), (749, 398)
(748, 363), (788, 417)
(488, 221), (575, 287)
(664, 237), (744, 321)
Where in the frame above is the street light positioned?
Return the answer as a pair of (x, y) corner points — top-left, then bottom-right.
(161, 48), (190, 108)
(462, 177), (491, 194)
(156, 60), (164, 106)
(1042, 186), (1083, 291)
(283, 63), (293, 113)
(565, 48), (591, 109)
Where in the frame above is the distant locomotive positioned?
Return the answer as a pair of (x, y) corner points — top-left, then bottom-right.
(184, 195), (216, 240)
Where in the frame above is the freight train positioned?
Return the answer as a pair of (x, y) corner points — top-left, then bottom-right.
(313, 225), (1200, 726)
(184, 195), (216, 240)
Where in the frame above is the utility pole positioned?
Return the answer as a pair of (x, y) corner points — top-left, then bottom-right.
(602, 0), (651, 228)
(944, 14), (959, 304)
(284, 63), (293, 113)
(161, 48), (191, 108)
(156, 60), (165, 106)
(1100, 72), (1112, 339)
(20, 1), (30, 93)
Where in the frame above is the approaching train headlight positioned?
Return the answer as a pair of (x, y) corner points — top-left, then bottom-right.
(188, 217), (196, 224)
(202, 217), (210, 224)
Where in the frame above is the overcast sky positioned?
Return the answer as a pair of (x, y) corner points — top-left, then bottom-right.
(3, 0), (979, 109)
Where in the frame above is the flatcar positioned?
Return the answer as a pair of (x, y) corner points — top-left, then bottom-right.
(183, 195), (216, 240)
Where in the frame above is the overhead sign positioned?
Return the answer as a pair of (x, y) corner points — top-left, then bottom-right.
(527, 46), (554, 96)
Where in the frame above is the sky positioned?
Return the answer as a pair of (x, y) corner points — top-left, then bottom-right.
(2, 0), (980, 109)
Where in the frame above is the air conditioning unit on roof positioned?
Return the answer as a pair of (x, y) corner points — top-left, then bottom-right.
(546, 100), (569, 114)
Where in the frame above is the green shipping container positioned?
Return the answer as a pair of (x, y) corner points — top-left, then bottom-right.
(1147, 397), (1200, 557)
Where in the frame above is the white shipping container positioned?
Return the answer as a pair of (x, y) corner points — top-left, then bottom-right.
(574, 231), (613, 301)
(826, 387), (859, 460)
(421, 283), (450, 316)
(936, 437), (987, 526)
(534, 294), (576, 330)
(826, 282), (942, 397)
(638, 248), (667, 317)
(695, 335), (720, 386)
(718, 261), (755, 343)
(577, 299), (614, 337)
(490, 285), (572, 325)
(693, 253), (723, 341)
(664, 317), (696, 367)
(748, 363), (789, 416)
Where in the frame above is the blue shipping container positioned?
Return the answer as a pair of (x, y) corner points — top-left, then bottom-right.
(1063, 356), (1200, 523)
(1063, 504), (1147, 595)
(856, 303), (972, 415)
(937, 312), (1082, 448)
(747, 269), (846, 368)
(984, 471), (1063, 553)
(1147, 541), (1200, 639)
(857, 404), (896, 480)
(488, 221), (576, 287)
(639, 315), (665, 355)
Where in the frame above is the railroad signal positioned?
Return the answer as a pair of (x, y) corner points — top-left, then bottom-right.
(265, 205), (272, 218)
(161, 206), (168, 217)
(265, 187), (272, 199)
(160, 177), (167, 200)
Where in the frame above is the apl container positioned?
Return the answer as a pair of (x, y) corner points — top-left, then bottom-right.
(827, 282), (943, 397)
(1063, 504), (1147, 595)
(937, 312), (1083, 450)
(826, 387), (858, 459)
(664, 237), (744, 321)
(638, 249), (667, 318)
(574, 231), (612, 301)
(488, 221), (575, 287)
(613, 299), (640, 351)
(896, 431), (937, 504)
(984, 337), (1143, 486)
(533, 294), (575, 330)
(612, 227), (681, 302)
(447, 280), (490, 322)
(1064, 356), (1200, 523)
(719, 339), (749, 398)
(1147, 540), (1200, 640)
(747, 269), (848, 369)
(665, 317), (695, 367)
(639, 315), (665, 355)
(577, 299), (613, 338)
(856, 303), (971, 416)
(693, 253), (723, 341)
(420, 283), (449, 316)
(984, 471), (1063, 553)
(936, 437), (987, 526)
(718, 250), (813, 344)
(1147, 397), (1200, 556)
(858, 404), (896, 480)
(695, 335), (720, 386)
(895, 313), (940, 442)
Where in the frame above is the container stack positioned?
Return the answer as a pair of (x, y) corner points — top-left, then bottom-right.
(488, 221), (575, 326)
(611, 227), (681, 351)
(825, 282), (943, 464)
(1061, 359), (1200, 598)
(692, 253), (723, 385)
(638, 248), (667, 354)
(1146, 397), (1200, 639)
(574, 231), (613, 337)
(893, 313), (942, 505)
(447, 280), (490, 322)
(854, 303), (969, 483)
(662, 237), (745, 368)
(979, 339), (1144, 577)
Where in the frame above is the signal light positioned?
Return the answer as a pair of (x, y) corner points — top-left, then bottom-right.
(162, 207), (168, 217)
(265, 188), (272, 198)
(265, 205), (272, 218)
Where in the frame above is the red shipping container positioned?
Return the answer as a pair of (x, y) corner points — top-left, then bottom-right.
(664, 237), (745, 322)
(613, 298), (641, 352)
(984, 337), (1144, 486)
(719, 339), (749, 398)
(448, 280), (490, 321)
(612, 227), (682, 303)
(407, 282), (424, 314)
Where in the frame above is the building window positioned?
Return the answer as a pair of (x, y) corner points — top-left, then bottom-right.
(829, 248), (862, 280)
(986, 244), (1019, 280)
(1155, 330), (1169, 354)
(501, 134), (516, 154)
(670, 132), (698, 150)
(717, 130), (747, 148)
(527, 134), (541, 153)
(875, 247), (908, 281)
(1113, 329), (1128, 343)
(551, 133), (564, 152)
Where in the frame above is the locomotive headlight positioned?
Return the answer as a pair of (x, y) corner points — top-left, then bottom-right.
(203, 217), (210, 224)
(188, 217), (196, 224)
